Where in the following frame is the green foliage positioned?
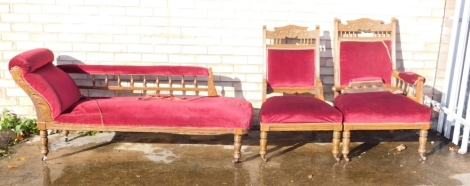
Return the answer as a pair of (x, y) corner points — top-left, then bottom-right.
(0, 109), (38, 136)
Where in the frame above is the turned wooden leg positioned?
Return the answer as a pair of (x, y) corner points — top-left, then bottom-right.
(342, 130), (351, 162)
(332, 131), (341, 161)
(419, 130), (428, 160)
(40, 130), (49, 161)
(259, 131), (268, 162)
(232, 134), (242, 164)
(62, 130), (69, 142)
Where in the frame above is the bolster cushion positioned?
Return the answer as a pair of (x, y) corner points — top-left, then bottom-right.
(9, 48), (55, 73)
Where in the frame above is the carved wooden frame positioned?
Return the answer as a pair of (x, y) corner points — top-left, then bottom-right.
(333, 18), (430, 161)
(10, 66), (248, 163)
(260, 25), (342, 162)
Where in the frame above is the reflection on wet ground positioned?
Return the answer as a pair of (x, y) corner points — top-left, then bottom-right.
(1, 130), (469, 186)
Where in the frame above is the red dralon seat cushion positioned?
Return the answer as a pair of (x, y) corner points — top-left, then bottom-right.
(334, 91), (431, 123)
(55, 96), (253, 129)
(260, 96), (342, 123)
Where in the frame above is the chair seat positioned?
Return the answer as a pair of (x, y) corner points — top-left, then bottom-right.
(260, 96), (342, 123)
(55, 96), (253, 129)
(334, 92), (431, 123)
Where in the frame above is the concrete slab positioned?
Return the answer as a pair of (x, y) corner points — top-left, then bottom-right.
(1, 130), (469, 186)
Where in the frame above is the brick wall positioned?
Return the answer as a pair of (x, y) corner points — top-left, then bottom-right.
(0, 0), (450, 117)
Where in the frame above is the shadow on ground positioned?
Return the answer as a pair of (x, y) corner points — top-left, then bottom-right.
(1, 130), (469, 186)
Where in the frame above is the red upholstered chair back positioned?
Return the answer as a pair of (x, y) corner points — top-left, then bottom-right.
(262, 25), (321, 101)
(267, 49), (315, 88)
(339, 41), (392, 86)
(334, 18), (397, 87)
(9, 48), (82, 118)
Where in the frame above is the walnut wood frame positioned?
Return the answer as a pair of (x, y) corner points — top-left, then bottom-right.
(10, 66), (249, 163)
(333, 18), (430, 161)
(260, 25), (342, 162)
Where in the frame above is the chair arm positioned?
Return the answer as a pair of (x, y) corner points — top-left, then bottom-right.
(315, 77), (324, 100)
(392, 70), (425, 85)
(392, 70), (425, 103)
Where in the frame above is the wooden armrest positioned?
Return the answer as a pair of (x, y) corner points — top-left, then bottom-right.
(392, 70), (424, 103)
(315, 77), (324, 100)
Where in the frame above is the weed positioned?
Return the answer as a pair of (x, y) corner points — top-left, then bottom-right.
(0, 109), (38, 136)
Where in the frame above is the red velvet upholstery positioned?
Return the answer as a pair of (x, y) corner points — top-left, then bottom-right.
(57, 64), (209, 76)
(9, 48), (55, 73)
(339, 41), (392, 86)
(260, 96), (342, 123)
(9, 49), (82, 118)
(267, 49), (315, 88)
(334, 92), (431, 123)
(399, 72), (425, 84)
(55, 96), (253, 129)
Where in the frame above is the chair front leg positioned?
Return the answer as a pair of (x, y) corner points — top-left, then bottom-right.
(233, 134), (242, 164)
(342, 130), (351, 162)
(40, 130), (49, 161)
(419, 129), (428, 160)
(332, 131), (341, 161)
(260, 131), (268, 162)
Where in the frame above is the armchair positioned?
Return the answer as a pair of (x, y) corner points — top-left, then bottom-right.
(332, 18), (431, 161)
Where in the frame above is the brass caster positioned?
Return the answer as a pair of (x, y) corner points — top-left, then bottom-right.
(260, 155), (267, 163)
(345, 157), (350, 162)
(335, 157), (340, 162)
(421, 156), (427, 161)
(64, 137), (68, 142)
(42, 156), (47, 161)
(232, 159), (239, 164)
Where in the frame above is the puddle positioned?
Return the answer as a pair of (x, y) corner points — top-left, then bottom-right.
(450, 173), (470, 185)
(115, 143), (177, 163)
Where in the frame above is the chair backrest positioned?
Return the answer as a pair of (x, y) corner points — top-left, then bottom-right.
(9, 48), (82, 119)
(262, 25), (321, 102)
(334, 18), (397, 87)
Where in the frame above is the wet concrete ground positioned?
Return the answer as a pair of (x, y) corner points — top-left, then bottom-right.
(1, 130), (469, 186)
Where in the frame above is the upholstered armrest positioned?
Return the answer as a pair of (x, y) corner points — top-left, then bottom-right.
(392, 70), (425, 85)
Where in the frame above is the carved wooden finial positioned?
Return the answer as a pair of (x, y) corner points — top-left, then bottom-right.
(271, 25), (312, 38)
(344, 18), (386, 32)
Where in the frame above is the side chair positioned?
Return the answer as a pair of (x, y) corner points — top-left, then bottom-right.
(259, 25), (343, 162)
